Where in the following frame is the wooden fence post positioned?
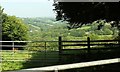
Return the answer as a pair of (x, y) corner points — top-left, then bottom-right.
(54, 68), (58, 72)
(87, 37), (90, 54)
(12, 41), (15, 60)
(58, 36), (62, 54)
(58, 36), (62, 63)
(119, 39), (120, 47)
(45, 42), (47, 63)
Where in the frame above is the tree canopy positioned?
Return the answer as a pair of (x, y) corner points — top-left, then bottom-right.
(53, 2), (120, 28)
(0, 6), (4, 40)
(2, 16), (29, 41)
(0, 6), (28, 41)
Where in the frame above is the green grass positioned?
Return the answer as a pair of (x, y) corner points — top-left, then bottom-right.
(22, 51), (59, 68)
(1, 45), (119, 71)
(1, 50), (59, 71)
(1, 50), (31, 71)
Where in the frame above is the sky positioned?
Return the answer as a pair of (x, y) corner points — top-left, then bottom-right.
(0, 0), (56, 18)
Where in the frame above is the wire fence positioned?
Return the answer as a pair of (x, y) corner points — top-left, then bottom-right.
(0, 41), (59, 62)
(0, 40), (59, 51)
(1, 37), (120, 72)
(1, 37), (120, 62)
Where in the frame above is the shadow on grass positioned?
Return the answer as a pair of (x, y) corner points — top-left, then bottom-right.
(60, 63), (120, 72)
(21, 45), (120, 71)
(60, 46), (120, 64)
(22, 51), (60, 69)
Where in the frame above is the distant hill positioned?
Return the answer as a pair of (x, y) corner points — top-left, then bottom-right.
(20, 18), (118, 41)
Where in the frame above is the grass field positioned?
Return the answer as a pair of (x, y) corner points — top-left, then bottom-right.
(1, 50), (31, 71)
(1, 50), (59, 71)
(1, 45), (120, 71)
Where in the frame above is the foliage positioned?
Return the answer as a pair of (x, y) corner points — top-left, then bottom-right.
(23, 18), (117, 41)
(1, 17), (119, 71)
(88, 33), (99, 40)
(0, 6), (4, 21)
(53, 2), (120, 28)
(0, 6), (4, 39)
(2, 16), (29, 41)
(0, 6), (29, 42)
(69, 29), (85, 37)
(20, 18), (119, 50)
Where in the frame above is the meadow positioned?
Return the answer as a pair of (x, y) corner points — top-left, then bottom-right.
(1, 43), (120, 71)
(1, 18), (120, 71)
(1, 50), (59, 71)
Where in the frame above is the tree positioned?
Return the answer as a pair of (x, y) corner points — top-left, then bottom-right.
(70, 29), (85, 37)
(1, 6), (29, 49)
(0, 6), (4, 22)
(53, 2), (120, 28)
(0, 6), (4, 40)
(2, 15), (29, 41)
(53, 2), (120, 41)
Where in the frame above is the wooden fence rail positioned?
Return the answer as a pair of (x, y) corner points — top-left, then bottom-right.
(1, 37), (120, 72)
(58, 36), (120, 54)
(0, 36), (120, 53)
(0, 41), (58, 51)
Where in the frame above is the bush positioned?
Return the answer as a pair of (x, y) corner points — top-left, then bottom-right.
(70, 29), (85, 37)
(2, 16), (29, 41)
(102, 29), (113, 35)
(88, 33), (99, 40)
